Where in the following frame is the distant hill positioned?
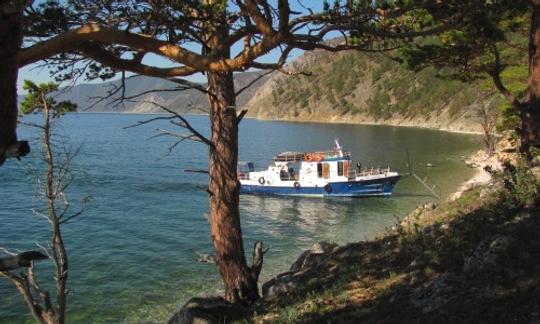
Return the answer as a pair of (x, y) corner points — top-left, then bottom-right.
(21, 71), (269, 114)
(244, 48), (508, 133)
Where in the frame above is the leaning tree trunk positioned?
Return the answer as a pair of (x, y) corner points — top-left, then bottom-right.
(0, 1), (27, 165)
(523, 4), (540, 156)
(207, 71), (259, 304)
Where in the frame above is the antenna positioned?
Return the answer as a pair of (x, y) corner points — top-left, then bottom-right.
(334, 138), (343, 157)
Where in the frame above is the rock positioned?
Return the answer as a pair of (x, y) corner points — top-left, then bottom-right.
(310, 241), (338, 254)
(424, 203), (437, 210)
(289, 241), (337, 272)
(262, 272), (298, 301)
(263, 241), (338, 301)
(463, 235), (514, 274)
(195, 253), (216, 264)
(262, 266), (337, 302)
(168, 297), (250, 324)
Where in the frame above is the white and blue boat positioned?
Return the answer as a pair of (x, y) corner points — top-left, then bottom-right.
(238, 140), (401, 197)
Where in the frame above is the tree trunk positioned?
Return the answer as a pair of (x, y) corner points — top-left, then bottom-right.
(523, 4), (540, 156)
(201, 0), (259, 305)
(0, 2), (26, 165)
(43, 100), (68, 324)
(207, 71), (259, 304)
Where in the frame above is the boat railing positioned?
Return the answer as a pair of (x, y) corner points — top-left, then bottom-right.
(273, 152), (305, 163)
(274, 150), (352, 163)
(348, 166), (391, 179)
(237, 169), (273, 180)
(310, 150), (352, 160)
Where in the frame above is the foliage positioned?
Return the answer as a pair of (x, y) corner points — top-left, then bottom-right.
(397, 5), (530, 134)
(20, 80), (77, 116)
(2, 79), (85, 324)
(496, 161), (540, 208)
(269, 51), (492, 121)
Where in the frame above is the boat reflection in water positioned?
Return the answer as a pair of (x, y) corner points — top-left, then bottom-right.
(240, 193), (402, 245)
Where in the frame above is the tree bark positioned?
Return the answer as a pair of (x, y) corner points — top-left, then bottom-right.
(202, 0), (259, 305)
(0, 2), (27, 165)
(523, 4), (540, 156)
(207, 71), (259, 304)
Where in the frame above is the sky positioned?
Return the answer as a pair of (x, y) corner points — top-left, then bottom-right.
(18, 1), (325, 93)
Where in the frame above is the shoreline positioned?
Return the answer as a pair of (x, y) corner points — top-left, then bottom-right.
(449, 149), (495, 200)
(253, 115), (485, 135)
(246, 138), (532, 324)
(69, 111), (485, 136)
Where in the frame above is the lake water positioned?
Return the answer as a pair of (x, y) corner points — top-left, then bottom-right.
(0, 113), (481, 323)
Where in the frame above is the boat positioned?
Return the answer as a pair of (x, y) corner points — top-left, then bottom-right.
(238, 140), (401, 197)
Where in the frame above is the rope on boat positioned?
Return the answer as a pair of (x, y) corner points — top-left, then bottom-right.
(411, 173), (441, 199)
(405, 149), (442, 199)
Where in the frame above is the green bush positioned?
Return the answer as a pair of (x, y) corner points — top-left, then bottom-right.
(497, 101), (521, 131)
(497, 161), (540, 208)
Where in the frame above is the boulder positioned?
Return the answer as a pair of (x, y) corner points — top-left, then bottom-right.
(289, 241), (338, 272)
(262, 241), (339, 301)
(168, 297), (250, 324)
(262, 272), (300, 301)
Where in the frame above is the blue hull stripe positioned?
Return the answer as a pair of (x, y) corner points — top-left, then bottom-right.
(240, 175), (401, 197)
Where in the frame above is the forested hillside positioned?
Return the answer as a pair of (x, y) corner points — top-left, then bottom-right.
(245, 48), (524, 133)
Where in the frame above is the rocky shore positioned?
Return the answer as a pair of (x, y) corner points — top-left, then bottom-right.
(169, 139), (540, 323)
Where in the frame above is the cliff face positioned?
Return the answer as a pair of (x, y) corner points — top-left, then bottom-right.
(245, 50), (503, 133)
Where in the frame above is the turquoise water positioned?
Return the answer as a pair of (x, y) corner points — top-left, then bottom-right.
(0, 114), (481, 323)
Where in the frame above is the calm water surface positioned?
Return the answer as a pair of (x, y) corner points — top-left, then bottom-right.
(0, 114), (481, 323)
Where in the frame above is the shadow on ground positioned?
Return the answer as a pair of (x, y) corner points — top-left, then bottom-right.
(256, 182), (540, 323)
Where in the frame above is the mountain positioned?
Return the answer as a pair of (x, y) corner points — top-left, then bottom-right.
(26, 71), (269, 114)
(21, 45), (518, 134)
(244, 48), (507, 133)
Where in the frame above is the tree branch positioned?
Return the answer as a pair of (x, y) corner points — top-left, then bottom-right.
(235, 70), (273, 97)
(489, 43), (523, 108)
(125, 101), (212, 147)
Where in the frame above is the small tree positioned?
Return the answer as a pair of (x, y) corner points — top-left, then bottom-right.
(476, 101), (499, 157)
(0, 80), (79, 324)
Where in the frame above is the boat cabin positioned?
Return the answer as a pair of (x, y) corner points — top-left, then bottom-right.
(237, 162), (255, 180)
(238, 148), (354, 185)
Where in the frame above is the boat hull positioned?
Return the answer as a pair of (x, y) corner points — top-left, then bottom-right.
(240, 175), (401, 197)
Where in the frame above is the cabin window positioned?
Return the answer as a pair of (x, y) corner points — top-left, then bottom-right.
(317, 163), (323, 178)
(337, 161), (344, 176)
(323, 163), (330, 179)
